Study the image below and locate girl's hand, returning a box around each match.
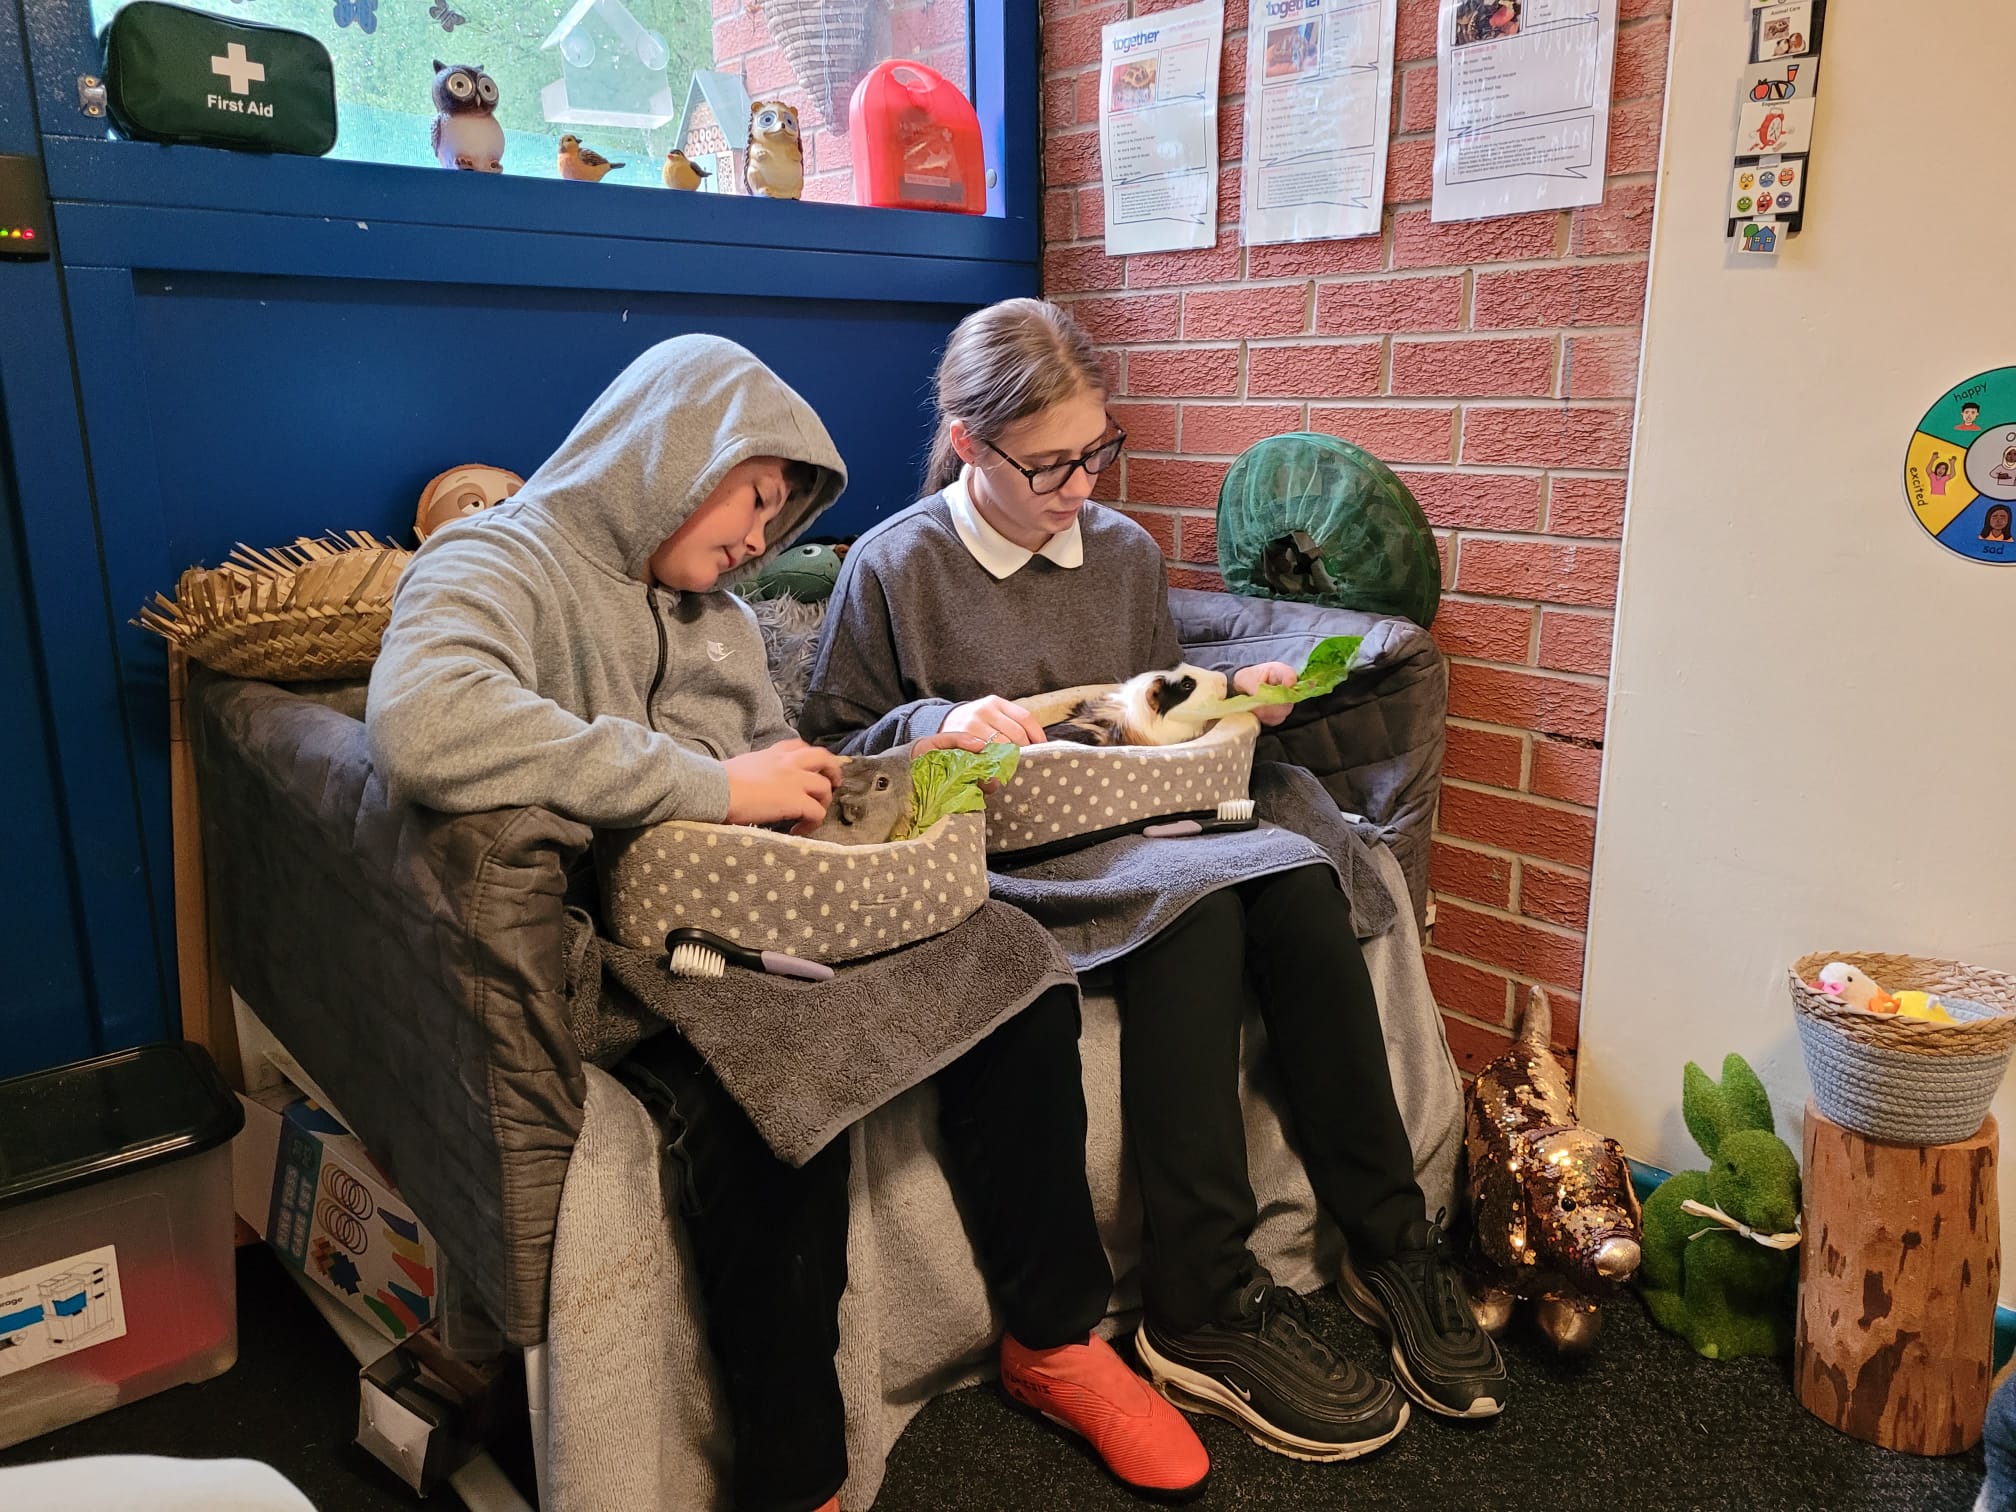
[943,695,1048,747]
[909,732,989,756]
[1233,661,1299,728]
[724,739,843,827]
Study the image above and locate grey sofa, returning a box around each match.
[188,588,1447,1351]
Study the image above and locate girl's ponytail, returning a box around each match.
[922,299,1106,497]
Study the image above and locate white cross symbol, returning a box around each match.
[210,43,265,95]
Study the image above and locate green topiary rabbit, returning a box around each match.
[1637,1053,1801,1359]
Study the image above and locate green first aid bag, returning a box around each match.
[102,1,337,156]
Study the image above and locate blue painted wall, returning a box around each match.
[0,0,1038,1076]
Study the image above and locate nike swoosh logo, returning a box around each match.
[1224,1377,1252,1402]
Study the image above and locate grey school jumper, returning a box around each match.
[802,496,1398,966]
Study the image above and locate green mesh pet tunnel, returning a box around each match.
[1216,433,1441,629]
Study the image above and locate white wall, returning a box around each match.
[1580,2,2016,1298]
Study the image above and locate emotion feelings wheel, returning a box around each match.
[1904,367,2016,564]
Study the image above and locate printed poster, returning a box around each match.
[1100,1,1224,256]
[1431,0,1619,223]
[1242,0,1398,245]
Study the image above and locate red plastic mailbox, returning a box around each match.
[849,60,986,215]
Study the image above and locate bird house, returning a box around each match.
[539,0,677,129]
[671,69,751,191]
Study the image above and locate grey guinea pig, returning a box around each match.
[801,750,914,845]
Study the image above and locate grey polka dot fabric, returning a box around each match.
[596,811,987,965]
[986,687,1259,856]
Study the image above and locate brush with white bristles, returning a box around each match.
[665,927,834,982]
[1142,799,1256,838]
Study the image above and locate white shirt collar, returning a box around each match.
[943,466,1084,581]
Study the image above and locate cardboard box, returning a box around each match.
[357,1326,510,1495]
[234,1086,439,1346]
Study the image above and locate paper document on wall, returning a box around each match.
[1242,0,1397,245]
[1100,2,1224,256]
[1431,0,1618,222]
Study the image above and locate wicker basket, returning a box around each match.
[1789,951,2016,1144]
[748,0,872,118]
[137,533,410,682]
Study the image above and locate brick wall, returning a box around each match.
[1040,0,1671,1068]
[710,0,969,204]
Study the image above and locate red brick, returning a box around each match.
[1442,1014,1516,1077]
[1621,0,1670,15]
[1447,665,1607,744]
[1127,234,1242,289]
[1547,476,1627,537]
[1316,274,1463,336]
[1044,129,1103,187]
[891,0,967,50]
[711,9,769,57]
[1043,77,1075,130]
[1309,406,1457,464]
[1443,722,1527,788]
[1045,243,1124,294]
[1094,348,1123,394]
[1403,470,1541,532]
[1530,739,1603,807]
[1538,611,1614,676]
[1075,69,1104,125]
[1129,457,1229,508]
[1123,507,1177,556]
[1565,332,1643,399]
[1216,168,1242,227]
[1439,783,1597,868]
[1044,2,1126,67]
[1426,952,1514,1028]
[1434,600,1535,664]
[1457,540,1620,607]
[1093,458,1124,501]
[1471,262,1649,329]
[1396,0,1440,61]
[1384,137,1437,205]
[1108,400,1178,453]
[743,49,800,94]
[1180,403,1304,456]
[1125,347,1241,397]
[1178,512,1218,563]
[1614,18,1672,101]
[1166,565,1225,592]
[1434,899,1586,989]
[1222,35,1248,97]
[1392,210,1559,271]
[1217,103,1245,163]
[1607,95,1665,176]
[1076,185,1105,240]
[1399,64,1437,134]
[1069,292,1182,344]
[1183,285,1308,340]
[1461,407,1634,469]
[1393,337,1555,398]
[1248,342,1382,398]
[1248,237,1385,279]
[800,173,853,206]
[1570,180,1658,256]
[1520,864,1593,931]
[1432,840,1514,909]
[1044,188,1075,243]
[1534,986,1582,1052]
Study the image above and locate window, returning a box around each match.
[90,0,970,202]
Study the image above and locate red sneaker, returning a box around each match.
[811,1500,839,1512]
[1000,1332,1210,1501]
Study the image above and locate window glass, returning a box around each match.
[91,0,971,203]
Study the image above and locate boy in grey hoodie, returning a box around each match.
[367,337,1209,1511]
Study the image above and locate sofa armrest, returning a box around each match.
[188,673,592,1346]
[1170,588,1446,920]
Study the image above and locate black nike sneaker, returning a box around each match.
[1136,1279,1409,1462]
[1340,1215,1510,1419]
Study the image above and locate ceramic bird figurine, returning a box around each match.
[558,134,625,182]
[429,60,503,173]
[744,100,803,199]
[662,149,710,190]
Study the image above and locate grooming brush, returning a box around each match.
[1141,799,1257,839]
[664,927,834,982]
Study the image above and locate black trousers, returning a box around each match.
[615,984,1110,1512]
[1116,864,1426,1333]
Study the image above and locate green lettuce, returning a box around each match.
[1181,634,1366,720]
[900,741,1022,838]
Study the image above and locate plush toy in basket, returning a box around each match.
[598,743,1018,975]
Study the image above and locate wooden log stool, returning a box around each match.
[1794,1100,1999,1455]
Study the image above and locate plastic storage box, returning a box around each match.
[0,1041,244,1449]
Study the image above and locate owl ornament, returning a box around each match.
[430,60,503,173]
[744,100,803,199]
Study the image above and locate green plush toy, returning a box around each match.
[745,543,841,603]
[1637,1054,1802,1360]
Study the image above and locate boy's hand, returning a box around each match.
[724,739,843,827]
[1233,661,1299,727]
[943,695,1047,747]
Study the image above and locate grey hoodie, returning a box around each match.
[367,335,846,827]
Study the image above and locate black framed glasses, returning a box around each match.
[980,423,1127,496]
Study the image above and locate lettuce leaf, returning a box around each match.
[1180,634,1366,720]
[900,741,1022,838]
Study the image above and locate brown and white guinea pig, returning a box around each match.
[1041,663,1229,747]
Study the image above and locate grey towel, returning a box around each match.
[572,900,1077,1166]
[989,761,1399,972]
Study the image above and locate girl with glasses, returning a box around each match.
[803,298,1507,1468]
